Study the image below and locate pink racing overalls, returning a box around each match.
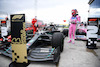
[69,15,80,40]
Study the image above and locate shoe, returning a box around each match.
[68,40,72,43]
[72,41,75,44]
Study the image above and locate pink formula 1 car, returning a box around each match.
[75,23,87,40]
[62,22,87,40]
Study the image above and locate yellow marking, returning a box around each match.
[11,38,21,44]
[11,22,26,44]
[12,44,27,63]
[12,15,23,20]
[20,22,26,44]
[11,22,27,63]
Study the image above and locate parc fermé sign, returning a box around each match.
[11,14,28,63]
[87,18,98,49]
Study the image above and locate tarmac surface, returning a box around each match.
[0,37,100,67]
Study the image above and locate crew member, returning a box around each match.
[32,17,37,34]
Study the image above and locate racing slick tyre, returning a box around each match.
[62,29,68,37]
[52,32,64,52]
[54,56,60,65]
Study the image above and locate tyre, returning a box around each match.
[52,32,64,52]
[54,56,60,66]
[62,29,68,37]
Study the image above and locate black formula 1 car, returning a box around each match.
[0,24,64,65]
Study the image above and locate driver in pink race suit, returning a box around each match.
[68,9,81,44]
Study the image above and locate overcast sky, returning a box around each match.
[0,0,89,24]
